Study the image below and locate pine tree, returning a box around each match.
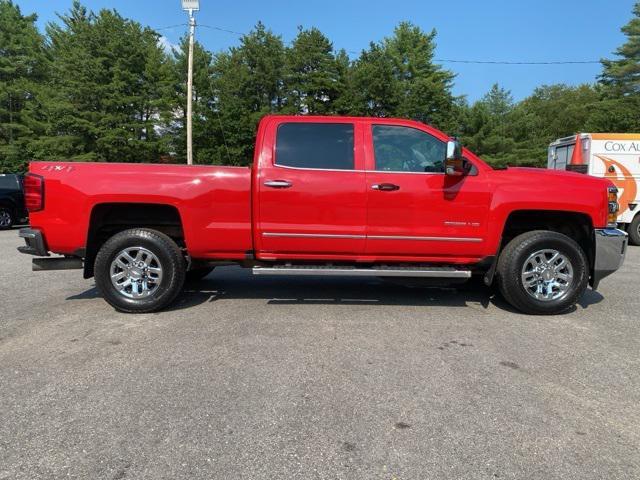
[332,49,354,114]
[0,0,48,173]
[210,22,286,165]
[284,27,342,114]
[462,84,516,157]
[600,2,640,95]
[350,42,398,117]
[349,22,456,130]
[482,83,514,119]
[32,2,174,163]
[594,2,640,132]
[385,22,457,129]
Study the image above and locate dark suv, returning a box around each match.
[0,174,28,229]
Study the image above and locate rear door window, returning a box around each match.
[275,123,355,170]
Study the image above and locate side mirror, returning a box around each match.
[445,139,465,176]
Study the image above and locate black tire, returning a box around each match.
[496,230,589,315]
[94,228,186,313]
[186,266,214,283]
[0,207,14,230]
[628,215,640,246]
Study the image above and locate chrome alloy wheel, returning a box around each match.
[110,247,163,299]
[521,249,574,302]
[0,209,11,228]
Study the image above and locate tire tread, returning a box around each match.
[497,230,588,315]
[94,228,185,313]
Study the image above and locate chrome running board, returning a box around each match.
[252,265,471,278]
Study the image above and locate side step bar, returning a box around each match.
[32,257,83,271]
[252,265,471,278]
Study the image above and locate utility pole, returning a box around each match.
[181,0,200,165]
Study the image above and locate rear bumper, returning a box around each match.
[591,228,627,289]
[17,228,49,257]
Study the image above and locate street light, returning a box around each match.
[181,0,199,10]
[181,0,200,165]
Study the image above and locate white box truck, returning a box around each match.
[549,133,640,245]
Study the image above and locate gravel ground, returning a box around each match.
[0,228,638,480]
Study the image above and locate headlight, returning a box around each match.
[608,186,619,227]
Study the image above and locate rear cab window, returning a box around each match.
[275,123,355,170]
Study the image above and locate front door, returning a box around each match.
[256,120,367,258]
[364,124,490,259]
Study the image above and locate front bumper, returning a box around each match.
[17,228,49,257]
[591,228,627,289]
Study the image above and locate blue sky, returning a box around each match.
[15,0,637,102]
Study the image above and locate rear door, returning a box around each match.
[255,118,367,258]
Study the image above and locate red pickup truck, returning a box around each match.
[19,115,627,314]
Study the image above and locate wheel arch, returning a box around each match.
[485,209,595,286]
[83,203,185,279]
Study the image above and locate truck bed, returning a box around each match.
[28,162,253,259]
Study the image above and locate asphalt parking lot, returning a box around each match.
[1,228,639,480]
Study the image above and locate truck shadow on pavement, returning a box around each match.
[67,265,605,314]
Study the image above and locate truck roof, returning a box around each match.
[261,114,439,130]
[260,114,455,145]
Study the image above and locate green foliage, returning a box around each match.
[0,0,48,173]
[31,1,174,163]
[461,83,516,159]
[600,2,640,96]
[589,2,640,137]
[0,1,639,173]
[210,22,287,165]
[348,22,457,131]
[284,27,344,114]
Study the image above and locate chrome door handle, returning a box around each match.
[264,180,293,189]
[372,183,400,191]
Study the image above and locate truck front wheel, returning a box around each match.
[94,228,186,313]
[496,230,588,315]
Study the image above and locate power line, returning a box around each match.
[172,23,604,66]
[199,24,245,36]
[154,23,188,31]
[436,59,601,65]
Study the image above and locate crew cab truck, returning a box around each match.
[18,116,627,315]
[549,133,640,245]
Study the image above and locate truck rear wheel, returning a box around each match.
[94,228,186,313]
[496,230,588,315]
[628,215,640,246]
